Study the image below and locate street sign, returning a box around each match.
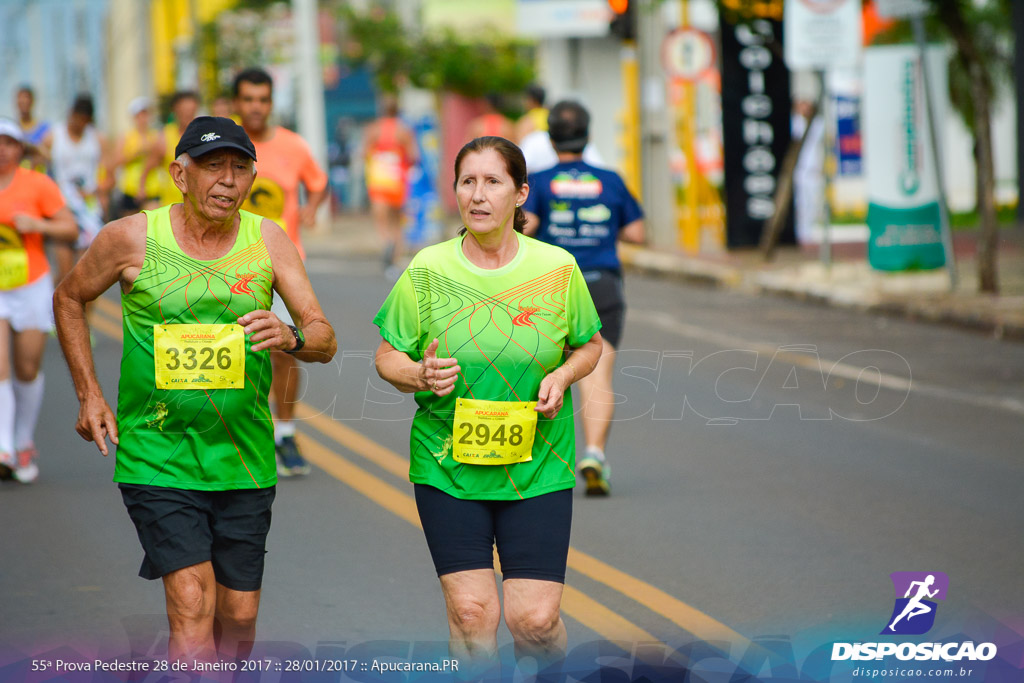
[783,0,862,70]
[875,0,929,19]
[662,28,715,82]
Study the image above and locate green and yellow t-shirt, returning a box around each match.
[374,232,601,501]
[114,205,276,490]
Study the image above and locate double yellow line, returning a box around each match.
[89,296,749,650]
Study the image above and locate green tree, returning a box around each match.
[336,5,535,100]
[924,0,1013,293]
[880,1,1014,292]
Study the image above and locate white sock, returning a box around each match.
[0,379,15,457]
[585,446,606,463]
[14,374,44,451]
[274,420,296,444]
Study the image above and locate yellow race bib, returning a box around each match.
[154,324,245,390]
[0,225,29,291]
[453,398,538,465]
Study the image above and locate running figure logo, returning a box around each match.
[881,571,949,635]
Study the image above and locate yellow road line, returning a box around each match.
[294,403,407,479]
[94,295,121,319]
[567,548,747,645]
[297,433,419,527]
[561,585,658,643]
[88,299,748,648]
[297,433,656,643]
[294,402,750,649]
[88,311,123,341]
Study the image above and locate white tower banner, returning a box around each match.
[863,44,949,270]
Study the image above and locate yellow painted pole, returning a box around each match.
[620,41,642,198]
[152,0,175,97]
[679,0,700,252]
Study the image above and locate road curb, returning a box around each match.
[619,245,1024,342]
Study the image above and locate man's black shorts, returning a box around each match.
[414,484,573,583]
[583,269,625,348]
[119,484,275,592]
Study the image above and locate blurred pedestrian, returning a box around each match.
[109,97,162,218]
[522,101,645,496]
[43,93,110,283]
[466,94,515,142]
[234,67,329,477]
[210,95,237,122]
[138,90,200,210]
[0,119,77,482]
[519,118,605,175]
[514,83,548,143]
[374,135,602,677]
[53,115,336,665]
[363,95,418,274]
[14,85,50,171]
[792,99,825,246]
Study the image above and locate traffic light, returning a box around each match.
[609,0,636,41]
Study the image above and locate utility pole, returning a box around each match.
[293,0,329,174]
[1015,0,1024,226]
[636,0,676,249]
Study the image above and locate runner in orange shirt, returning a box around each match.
[363,96,418,274]
[0,119,77,482]
[234,67,329,477]
[466,94,515,142]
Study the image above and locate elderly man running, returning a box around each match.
[54,116,336,666]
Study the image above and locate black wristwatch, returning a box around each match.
[284,325,305,353]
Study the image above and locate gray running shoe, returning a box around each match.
[276,436,311,477]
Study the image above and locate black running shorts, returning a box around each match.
[119,484,275,592]
[414,484,573,583]
[583,269,625,348]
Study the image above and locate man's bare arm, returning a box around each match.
[259,218,337,363]
[53,214,147,454]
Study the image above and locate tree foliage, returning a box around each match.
[337,5,535,99]
[873,0,1013,135]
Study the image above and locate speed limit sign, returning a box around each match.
[662,28,715,82]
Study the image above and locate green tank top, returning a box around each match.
[114,205,276,490]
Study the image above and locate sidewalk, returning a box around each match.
[620,227,1024,341]
[306,212,1024,342]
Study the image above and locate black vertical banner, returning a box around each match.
[719,10,794,247]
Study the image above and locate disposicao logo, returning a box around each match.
[831,572,997,663]
[882,571,947,635]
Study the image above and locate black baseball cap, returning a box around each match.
[174,116,257,161]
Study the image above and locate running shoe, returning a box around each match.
[578,449,610,497]
[276,436,311,477]
[0,451,14,481]
[13,446,39,484]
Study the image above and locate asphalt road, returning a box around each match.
[2,255,1022,682]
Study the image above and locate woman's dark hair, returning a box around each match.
[453,136,528,234]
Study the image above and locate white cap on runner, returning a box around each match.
[0,118,24,143]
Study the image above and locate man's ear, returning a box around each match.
[169,160,188,193]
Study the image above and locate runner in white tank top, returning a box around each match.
[43,94,108,276]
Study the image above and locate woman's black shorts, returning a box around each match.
[583,269,625,348]
[414,484,573,583]
[119,484,275,592]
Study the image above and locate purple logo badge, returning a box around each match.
[881,571,949,635]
